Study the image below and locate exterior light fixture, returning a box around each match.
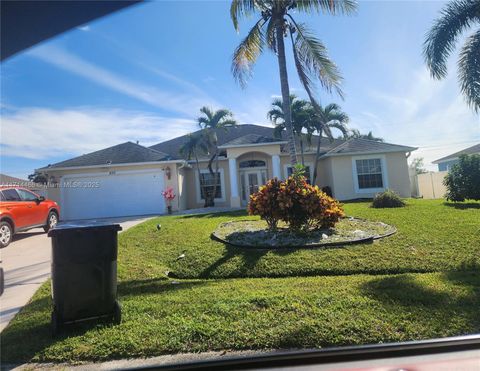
[165,166,171,180]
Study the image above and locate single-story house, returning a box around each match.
[432,143,480,171]
[37,124,417,220]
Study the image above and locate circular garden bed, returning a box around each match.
[212,217,396,249]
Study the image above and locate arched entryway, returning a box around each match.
[237,152,270,206]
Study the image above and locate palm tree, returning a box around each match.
[309,103,349,185]
[268,95,312,165]
[231,0,357,166]
[179,133,209,202]
[197,106,237,207]
[424,0,480,112]
[345,129,384,142]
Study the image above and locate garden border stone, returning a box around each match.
[211,217,396,250]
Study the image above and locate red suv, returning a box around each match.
[0,187,60,248]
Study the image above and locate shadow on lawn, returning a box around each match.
[179,210,246,219]
[361,271,480,334]
[118,277,205,296]
[443,202,480,210]
[198,242,305,278]
[199,245,270,278]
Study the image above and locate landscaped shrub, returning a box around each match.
[371,189,406,208]
[247,178,283,230]
[248,167,344,231]
[444,154,480,202]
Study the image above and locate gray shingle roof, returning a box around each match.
[220,134,284,147]
[40,125,417,170]
[148,125,357,159]
[324,138,417,156]
[149,124,278,159]
[432,143,480,164]
[39,142,171,169]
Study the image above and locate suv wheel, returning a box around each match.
[0,221,13,248]
[44,211,58,233]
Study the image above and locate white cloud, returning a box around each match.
[352,66,479,170]
[27,45,217,117]
[1,107,197,160]
[77,25,90,32]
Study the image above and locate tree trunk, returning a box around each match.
[299,138,305,166]
[206,151,217,207]
[275,20,297,166]
[194,151,207,206]
[312,127,323,185]
[212,147,220,208]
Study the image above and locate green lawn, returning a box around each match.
[1,199,479,364]
[118,199,480,279]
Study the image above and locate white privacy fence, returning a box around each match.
[410,170,448,199]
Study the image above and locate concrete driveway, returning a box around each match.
[0,216,154,332]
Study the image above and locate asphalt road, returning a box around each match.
[0,216,153,332]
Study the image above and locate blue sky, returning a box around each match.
[1,0,479,178]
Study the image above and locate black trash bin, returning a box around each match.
[48,221,123,335]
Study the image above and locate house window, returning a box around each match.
[286,166,311,182]
[355,159,383,189]
[199,172,222,199]
[239,160,266,168]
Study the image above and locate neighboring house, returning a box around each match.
[0,173,46,195]
[432,143,480,171]
[37,124,416,220]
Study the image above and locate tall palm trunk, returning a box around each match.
[212,147,220,207]
[194,150,207,205]
[312,127,323,185]
[299,137,305,166]
[206,152,217,207]
[275,19,297,166]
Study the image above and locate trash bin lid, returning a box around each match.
[48,220,122,237]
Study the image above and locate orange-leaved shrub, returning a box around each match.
[247,178,283,230]
[248,171,344,231]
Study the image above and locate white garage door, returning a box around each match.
[61,170,165,220]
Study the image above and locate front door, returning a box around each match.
[247,172,260,196]
[241,170,267,205]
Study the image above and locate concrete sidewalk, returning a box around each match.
[0,216,153,332]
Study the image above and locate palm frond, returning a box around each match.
[328,121,349,137]
[424,0,480,79]
[267,107,284,123]
[290,27,318,106]
[232,18,266,87]
[179,141,193,160]
[197,116,210,128]
[322,125,333,139]
[295,0,358,15]
[458,28,480,112]
[327,111,349,124]
[324,103,341,113]
[292,20,344,98]
[212,109,233,125]
[273,123,285,138]
[230,0,257,31]
[199,106,214,120]
[265,17,277,51]
[270,97,285,110]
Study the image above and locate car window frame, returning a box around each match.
[16,188,39,202]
